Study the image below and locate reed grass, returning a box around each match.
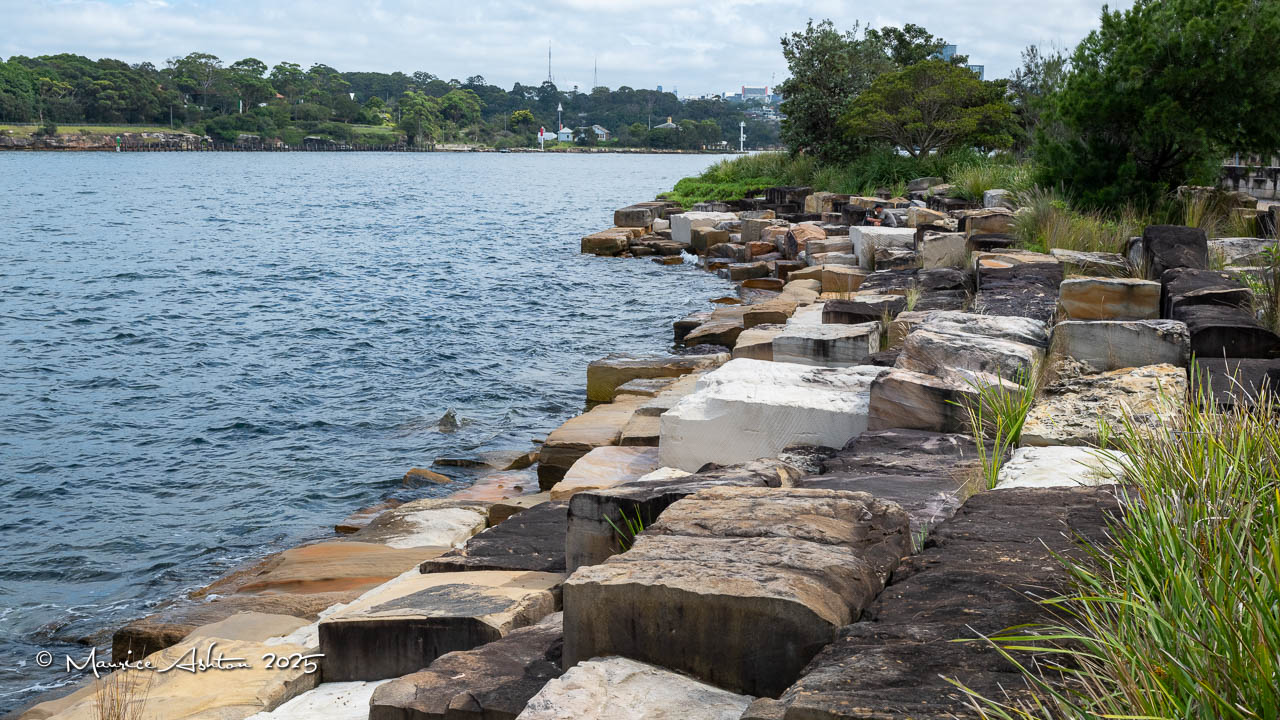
[956,365,1039,490]
[957,384,1280,719]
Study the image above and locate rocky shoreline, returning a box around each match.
[13,183,1280,719]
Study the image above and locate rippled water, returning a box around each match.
[0,151,732,711]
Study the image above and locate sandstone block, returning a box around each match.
[772,322,881,367]
[671,212,737,247]
[1208,237,1277,267]
[1173,304,1280,359]
[613,203,660,228]
[1059,277,1160,320]
[996,446,1129,488]
[867,368,980,433]
[659,359,884,472]
[742,299,797,328]
[369,612,564,720]
[1142,224,1208,279]
[1021,364,1186,446]
[562,487,910,696]
[783,223,826,259]
[1051,320,1190,373]
[1191,357,1280,409]
[318,570,563,681]
[851,226,915,269]
[350,502,489,550]
[586,354,723,404]
[918,231,967,269]
[516,656,753,720]
[819,265,867,293]
[721,260,769,281]
[537,395,647,488]
[548,446,661,500]
[907,206,949,228]
[731,324,785,361]
[690,226,729,254]
[422,501,568,575]
[821,295,906,325]
[1051,248,1129,276]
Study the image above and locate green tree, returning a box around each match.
[1007,44,1068,152]
[0,60,38,121]
[1036,0,1280,207]
[439,88,483,125]
[867,23,966,67]
[397,90,441,146]
[169,52,224,109]
[37,76,72,123]
[509,108,535,132]
[842,60,1014,158]
[228,58,274,108]
[268,61,305,106]
[777,20,893,161]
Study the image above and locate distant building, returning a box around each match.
[591,124,610,141]
[657,85,663,93]
[556,127,573,142]
[934,44,985,80]
[653,116,678,130]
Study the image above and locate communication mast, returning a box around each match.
[547,44,554,85]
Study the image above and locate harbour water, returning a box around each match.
[0,151,732,711]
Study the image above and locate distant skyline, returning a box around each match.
[0,0,1130,95]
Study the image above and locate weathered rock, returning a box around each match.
[1059,277,1161,320]
[975,259,1063,322]
[787,303,825,326]
[874,246,920,270]
[741,299,797,328]
[804,237,853,259]
[963,209,1015,236]
[759,487,1120,718]
[732,324,786,361]
[821,295,906,325]
[488,492,552,526]
[682,320,743,348]
[867,368,980,433]
[618,412,661,446]
[772,322,882,367]
[336,499,405,535]
[580,228,641,256]
[783,223,826,260]
[549,447,661,500]
[906,206,950,228]
[1190,357,1280,409]
[1160,267,1253,317]
[26,638,318,720]
[807,251,860,267]
[318,570,562,681]
[1021,364,1186,446]
[1051,248,1130,276]
[515,656,753,720]
[708,242,750,262]
[983,188,1014,209]
[562,487,911,696]
[564,459,802,572]
[720,260,770,282]
[369,612,563,720]
[612,377,674,398]
[613,203,661,228]
[689,226,729,254]
[773,259,809,281]
[659,359,884,472]
[917,231,967,269]
[797,429,981,533]
[248,681,391,720]
[634,372,702,417]
[421,502,568,575]
[742,217,786,245]
[1051,320,1190,373]
[673,311,711,343]
[1174,304,1280,358]
[198,540,455,597]
[851,226,916,269]
[671,212,737,247]
[818,264,867,293]
[537,395,647,488]
[896,313,1047,384]
[996,446,1129,489]
[1142,224,1208,278]
[908,176,945,192]
[349,501,490,550]
[585,354,722,403]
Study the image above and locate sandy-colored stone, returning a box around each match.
[1059,277,1160,320]
[1021,364,1186,446]
[585,354,725,402]
[772,322,882,367]
[248,681,390,720]
[537,395,648,487]
[516,657,753,720]
[732,324,786,362]
[550,446,661,500]
[820,265,867,293]
[349,501,489,549]
[195,541,452,598]
[1051,320,1190,374]
[996,446,1129,489]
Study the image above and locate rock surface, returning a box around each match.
[867,368,980,433]
[369,613,564,720]
[549,446,661,500]
[1051,320,1190,373]
[1143,224,1208,278]
[585,354,724,402]
[1021,364,1186,446]
[515,657,754,720]
[318,570,562,681]
[659,359,883,472]
[248,681,390,720]
[753,487,1121,718]
[1190,357,1280,409]
[562,487,911,697]
[421,501,568,575]
[537,395,647,487]
[1059,277,1161,320]
[771,322,882,367]
[996,446,1129,489]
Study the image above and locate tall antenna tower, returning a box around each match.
[593,56,598,89]
[547,44,554,84]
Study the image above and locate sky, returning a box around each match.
[0,0,1130,95]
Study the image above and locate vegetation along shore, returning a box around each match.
[9,0,1280,718]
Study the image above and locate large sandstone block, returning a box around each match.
[1021,364,1186,446]
[564,460,800,572]
[1159,267,1253,317]
[318,570,562,681]
[963,209,1015,236]
[549,446,661,500]
[996,446,1129,489]
[1051,248,1130,276]
[1173,304,1280,359]
[1142,224,1208,278]
[819,264,867,293]
[516,656,753,720]
[918,231,967,269]
[851,226,916,269]
[895,313,1047,384]
[422,501,568,575]
[783,223,826,259]
[369,612,564,720]
[580,228,641,257]
[867,368,980,433]
[670,211,737,247]
[772,322,882,367]
[613,203,661,228]
[585,354,724,402]
[732,324,786,361]
[1059,277,1160,320]
[1051,320,1190,374]
[1191,357,1280,409]
[690,226,729,254]
[658,359,884,472]
[1208,237,1277,266]
[741,300,796,329]
[975,256,1063,322]
[821,295,906,325]
[349,503,489,550]
[742,217,786,244]
[537,395,647,488]
[562,487,911,697]
[752,487,1120,718]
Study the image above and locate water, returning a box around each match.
[0,151,732,712]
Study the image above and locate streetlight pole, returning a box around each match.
[739,121,746,152]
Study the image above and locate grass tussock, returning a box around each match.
[961,386,1280,719]
[94,670,151,720]
[957,365,1039,490]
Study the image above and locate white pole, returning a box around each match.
[739,121,745,152]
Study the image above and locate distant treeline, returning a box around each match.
[0,53,780,148]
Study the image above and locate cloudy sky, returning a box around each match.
[1,0,1128,95]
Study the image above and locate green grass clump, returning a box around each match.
[0,123,178,137]
[961,386,1280,719]
[955,365,1039,490]
[950,157,1034,203]
[1013,186,1145,255]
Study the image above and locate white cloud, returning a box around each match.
[0,0,1128,94]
